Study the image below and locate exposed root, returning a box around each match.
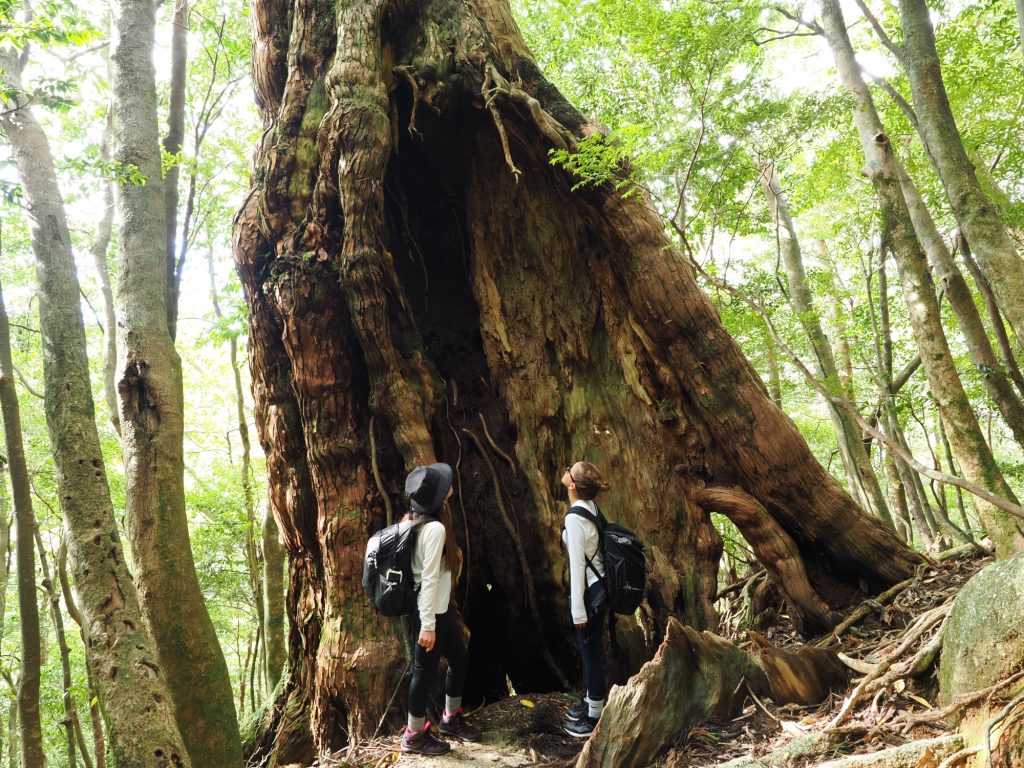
[897,670,1024,731]
[983,691,1024,768]
[827,603,951,729]
[817,568,924,649]
[478,412,516,470]
[482,65,521,181]
[368,415,393,526]
[392,66,423,137]
[483,63,576,151]
[937,746,982,768]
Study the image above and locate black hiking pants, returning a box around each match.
[407,610,468,718]
[578,608,607,702]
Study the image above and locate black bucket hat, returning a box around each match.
[405,463,453,515]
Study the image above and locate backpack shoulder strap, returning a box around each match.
[565,505,603,580]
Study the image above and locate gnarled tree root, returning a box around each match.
[694,487,837,637]
[575,618,767,768]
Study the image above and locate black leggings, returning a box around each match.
[578,609,607,702]
[408,610,468,718]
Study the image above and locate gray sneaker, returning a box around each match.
[400,722,451,755]
[564,716,597,738]
[566,698,588,721]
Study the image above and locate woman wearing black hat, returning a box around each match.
[400,462,481,755]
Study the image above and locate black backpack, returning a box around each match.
[567,505,647,615]
[362,520,421,617]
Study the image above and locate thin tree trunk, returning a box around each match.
[34,526,77,768]
[58,542,106,768]
[885,406,934,549]
[759,164,893,526]
[91,108,120,435]
[73,711,94,768]
[0,38,191,768]
[820,0,1024,557]
[239,632,253,719]
[937,407,971,531]
[958,232,1024,402]
[896,0,1024,356]
[262,497,285,692]
[163,0,188,339]
[762,324,783,408]
[205,243,265,681]
[897,166,1024,448]
[110,1,242,765]
[0,277,44,768]
[883,450,911,540]
[1017,0,1024,71]
[0,461,11,649]
[6,702,14,768]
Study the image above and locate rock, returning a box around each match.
[575,618,767,768]
[748,631,849,705]
[939,552,1024,705]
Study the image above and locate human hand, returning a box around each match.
[418,629,436,651]
[575,621,587,629]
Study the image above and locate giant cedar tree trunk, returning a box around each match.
[234,0,922,760]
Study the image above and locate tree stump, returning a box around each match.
[748,631,849,706]
[575,618,766,768]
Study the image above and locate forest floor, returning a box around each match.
[334,552,994,768]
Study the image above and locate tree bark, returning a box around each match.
[91,109,120,435]
[262,498,286,693]
[110,1,242,765]
[0,462,8,650]
[958,232,1024,403]
[0,36,191,768]
[235,0,922,756]
[0,278,44,768]
[896,0,1024,356]
[163,0,188,339]
[58,542,106,768]
[762,323,783,408]
[692,487,836,636]
[759,165,892,527]
[897,165,1024,448]
[34,526,78,768]
[820,0,1024,557]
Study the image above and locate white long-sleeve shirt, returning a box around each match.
[411,519,451,631]
[562,500,605,625]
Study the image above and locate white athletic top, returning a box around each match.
[562,499,605,625]
[411,519,451,631]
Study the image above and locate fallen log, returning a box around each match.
[575,617,767,768]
